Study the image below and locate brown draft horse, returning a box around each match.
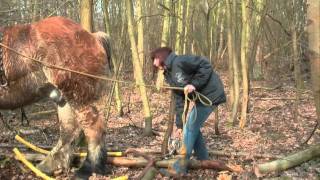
[0,16,111,179]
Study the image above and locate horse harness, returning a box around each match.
[0,31,8,87]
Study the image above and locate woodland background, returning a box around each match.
[0,0,319,179]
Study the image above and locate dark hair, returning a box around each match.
[150,47,172,64]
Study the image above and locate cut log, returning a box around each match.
[254,144,320,177]
[108,157,240,172]
[20,153,238,172]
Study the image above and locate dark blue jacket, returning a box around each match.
[163,52,226,128]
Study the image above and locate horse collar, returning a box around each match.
[0,31,8,87]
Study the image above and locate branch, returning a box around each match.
[247,6,291,37]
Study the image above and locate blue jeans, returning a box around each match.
[172,103,214,174]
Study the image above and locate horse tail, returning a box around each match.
[93,31,113,73]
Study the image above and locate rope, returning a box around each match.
[181,89,212,125]
[0,42,213,107]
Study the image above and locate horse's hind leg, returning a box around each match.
[74,105,106,179]
[37,102,80,175]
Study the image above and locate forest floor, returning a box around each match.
[0,74,319,180]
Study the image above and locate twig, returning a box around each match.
[251,85,282,90]
[28,110,56,117]
[0,112,17,133]
[302,120,319,145]
[125,149,156,179]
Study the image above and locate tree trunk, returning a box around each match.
[161,92,175,154]
[156,0,171,90]
[136,0,145,69]
[183,0,191,54]
[239,0,251,128]
[125,0,153,136]
[307,0,320,121]
[292,21,304,90]
[226,0,240,126]
[254,144,320,177]
[32,0,39,22]
[102,0,123,116]
[250,0,265,80]
[80,0,93,32]
[216,4,225,65]
[175,0,184,54]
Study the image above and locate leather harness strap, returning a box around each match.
[0,31,8,87]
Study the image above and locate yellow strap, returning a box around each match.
[13,148,55,180]
[13,148,128,180]
[15,135,50,154]
[112,175,129,180]
[15,135,122,157]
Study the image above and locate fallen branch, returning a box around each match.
[209,150,283,159]
[123,148,283,159]
[254,144,320,177]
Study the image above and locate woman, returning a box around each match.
[151,47,226,176]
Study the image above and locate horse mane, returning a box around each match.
[93,31,113,73]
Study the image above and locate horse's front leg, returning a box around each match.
[37,102,80,175]
[74,105,107,180]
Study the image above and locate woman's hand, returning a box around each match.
[184,84,196,93]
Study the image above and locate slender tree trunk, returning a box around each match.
[216,5,225,64]
[156,0,171,90]
[125,0,153,136]
[32,0,39,22]
[239,0,251,128]
[292,0,304,90]
[102,0,123,116]
[183,0,191,54]
[307,0,320,121]
[161,92,175,154]
[250,0,265,80]
[136,0,145,69]
[226,0,240,125]
[80,0,93,32]
[226,0,234,109]
[175,0,184,54]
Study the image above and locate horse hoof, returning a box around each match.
[74,170,91,180]
[36,161,55,175]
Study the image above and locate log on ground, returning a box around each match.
[254,144,320,177]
